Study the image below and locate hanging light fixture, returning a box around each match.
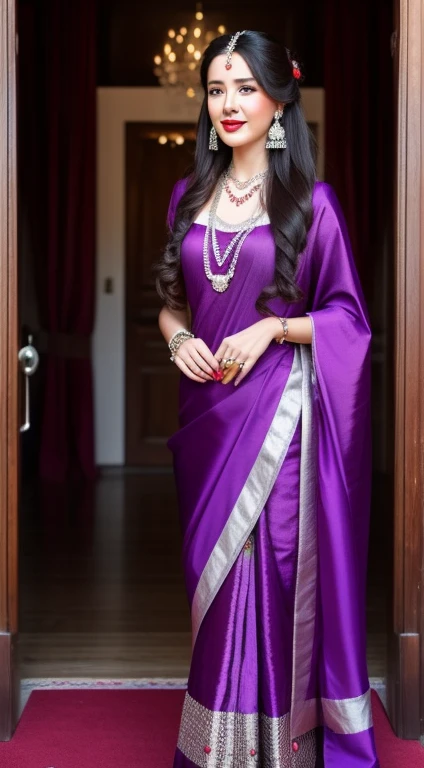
[153,3,226,100]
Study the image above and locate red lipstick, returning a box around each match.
[220,120,246,133]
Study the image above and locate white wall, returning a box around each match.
[94,87,325,465]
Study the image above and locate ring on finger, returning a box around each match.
[224,357,236,369]
[221,363,239,384]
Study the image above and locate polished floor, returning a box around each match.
[18,472,388,681]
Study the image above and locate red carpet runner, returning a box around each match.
[0,689,422,767]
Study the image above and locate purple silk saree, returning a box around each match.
[166,178,379,768]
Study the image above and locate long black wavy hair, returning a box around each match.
[155,30,317,314]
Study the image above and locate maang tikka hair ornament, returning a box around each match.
[225,30,247,69]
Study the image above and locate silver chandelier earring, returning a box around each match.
[209,125,218,151]
[265,109,287,150]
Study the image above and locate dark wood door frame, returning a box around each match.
[389,0,424,740]
[0,0,19,742]
[0,0,423,744]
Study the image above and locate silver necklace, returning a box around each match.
[211,201,263,267]
[203,171,263,292]
[228,162,268,190]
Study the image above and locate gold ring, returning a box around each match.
[221,362,239,384]
[238,361,245,369]
[224,358,236,369]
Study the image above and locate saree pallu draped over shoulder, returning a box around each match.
[166,178,380,768]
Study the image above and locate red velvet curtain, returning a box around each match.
[324,0,394,300]
[35,0,97,482]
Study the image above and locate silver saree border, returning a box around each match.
[178,691,317,768]
[177,689,373,767]
[191,346,303,648]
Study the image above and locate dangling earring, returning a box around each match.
[209,125,218,151]
[265,109,287,150]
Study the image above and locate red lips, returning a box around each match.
[220,120,246,133]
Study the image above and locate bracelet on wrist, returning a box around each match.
[168,328,190,347]
[275,317,289,344]
[168,329,195,362]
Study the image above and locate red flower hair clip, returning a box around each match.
[292,59,302,80]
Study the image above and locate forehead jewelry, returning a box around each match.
[225,30,246,70]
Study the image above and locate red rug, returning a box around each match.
[0,688,422,767]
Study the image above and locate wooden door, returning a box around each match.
[125,122,196,466]
[0,0,423,745]
[0,0,20,742]
[389,0,424,739]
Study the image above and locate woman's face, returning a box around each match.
[207,51,281,149]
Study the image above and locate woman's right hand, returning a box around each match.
[174,337,220,383]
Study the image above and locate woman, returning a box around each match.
[156,30,379,768]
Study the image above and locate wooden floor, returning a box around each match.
[18,472,388,680]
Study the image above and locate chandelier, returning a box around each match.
[153,3,226,100]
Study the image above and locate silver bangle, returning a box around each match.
[168,329,194,361]
[275,317,289,344]
[168,328,190,347]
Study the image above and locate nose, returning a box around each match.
[223,91,239,116]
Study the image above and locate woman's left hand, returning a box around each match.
[213,318,278,387]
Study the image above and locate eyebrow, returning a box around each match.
[207,77,257,86]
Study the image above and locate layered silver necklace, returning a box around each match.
[203,169,266,293]
[228,167,268,189]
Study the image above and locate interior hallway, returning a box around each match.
[18,472,388,682]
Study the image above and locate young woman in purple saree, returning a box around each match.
[156,30,379,768]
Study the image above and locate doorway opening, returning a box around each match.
[15,0,394,729]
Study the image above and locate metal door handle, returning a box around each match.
[18,334,39,432]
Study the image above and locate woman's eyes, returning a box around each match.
[208,86,256,96]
